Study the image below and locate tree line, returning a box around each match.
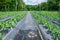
[0,0,60,11]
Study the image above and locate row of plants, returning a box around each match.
[32,11,60,22]
[31,11,60,40]
[0,33,2,40]
[0,11,27,40]
[0,11,20,19]
[0,11,27,31]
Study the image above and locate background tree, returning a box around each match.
[0,0,59,11]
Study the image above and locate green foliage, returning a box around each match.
[0,0,59,11]
[0,33,2,40]
[0,11,27,30]
[31,11,60,40]
[40,11,60,21]
[48,0,59,11]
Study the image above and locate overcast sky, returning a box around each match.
[23,0,47,5]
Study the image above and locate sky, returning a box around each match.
[23,0,47,5]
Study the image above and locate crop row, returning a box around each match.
[0,11,22,19]
[32,11,60,22]
[31,11,60,40]
[0,12,27,31]
[0,11,27,40]
[0,33,2,40]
